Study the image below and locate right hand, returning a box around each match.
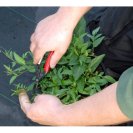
[30,12,74,68]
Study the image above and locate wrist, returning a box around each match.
[56,7,91,31]
[55,104,75,126]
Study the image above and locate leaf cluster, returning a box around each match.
[3,17,116,104]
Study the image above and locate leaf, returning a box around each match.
[79,55,87,64]
[27,83,35,91]
[69,54,78,65]
[22,51,31,59]
[88,77,96,84]
[57,68,63,80]
[86,57,91,63]
[95,84,101,91]
[28,67,36,73]
[104,75,116,83]
[74,17,86,37]
[62,79,72,85]
[90,89,97,96]
[77,78,84,90]
[95,33,102,40]
[93,36,104,48]
[69,89,77,102]
[57,89,68,98]
[73,65,85,81]
[58,58,68,65]
[10,75,17,84]
[97,78,108,86]
[62,69,72,75]
[89,54,105,73]
[14,66,26,72]
[92,27,100,36]
[12,62,16,67]
[4,65,12,72]
[77,79,88,95]
[81,43,89,53]
[14,52,25,65]
[62,94,70,104]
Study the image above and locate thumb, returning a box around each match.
[19,90,31,114]
[50,50,65,68]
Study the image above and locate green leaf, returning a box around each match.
[95,84,101,91]
[4,65,12,72]
[69,54,78,65]
[77,78,84,90]
[77,79,88,95]
[62,79,72,85]
[89,54,105,73]
[10,75,17,84]
[27,83,35,91]
[69,89,77,102]
[79,55,86,64]
[95,33,102,40]
[57,89,68,98]
[81,43,89,53]
[12,62,16,67]
[97,78,108,86]
[62,69,72,75]
[14,66,26,72]
[58,58,68,65]
[57,68,63,79]
[90,89,97,96]
[104,75,116,83]
[93,36,104,48]
[62,94,70,104]
[73,65,85,81]
[88,77,96,84]
[92,27,100,36]
[14,52,25,65]
[74,17,86,37]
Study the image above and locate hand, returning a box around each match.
[19,90,64,125]
[30,12,74,67]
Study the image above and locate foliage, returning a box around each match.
[3,17,116,104]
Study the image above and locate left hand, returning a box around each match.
[19,90,64,125]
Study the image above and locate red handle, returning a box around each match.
[44,51,54,74]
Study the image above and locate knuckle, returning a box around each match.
[34,95,44,102]
[37,43,42,49]
[30,45,33,52]
[36,95,45,101]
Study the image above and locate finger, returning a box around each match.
[33,47,46,64]
[50,50,65,68]
[30,42,36,53]
[19,90,31,114]
[30,33,35,42]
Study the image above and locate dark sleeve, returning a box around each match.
[116,66,133,119]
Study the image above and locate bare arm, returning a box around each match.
[19,82,130,126]
[59,82,130,125]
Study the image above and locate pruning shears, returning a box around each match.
[34,51,54,94]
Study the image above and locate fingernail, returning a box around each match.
[38,58,42,65]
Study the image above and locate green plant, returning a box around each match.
[3,18,116,104]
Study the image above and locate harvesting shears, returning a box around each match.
[34,51,54,93]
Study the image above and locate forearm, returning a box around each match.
[56,7,91,30]
[58,82,130,126]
